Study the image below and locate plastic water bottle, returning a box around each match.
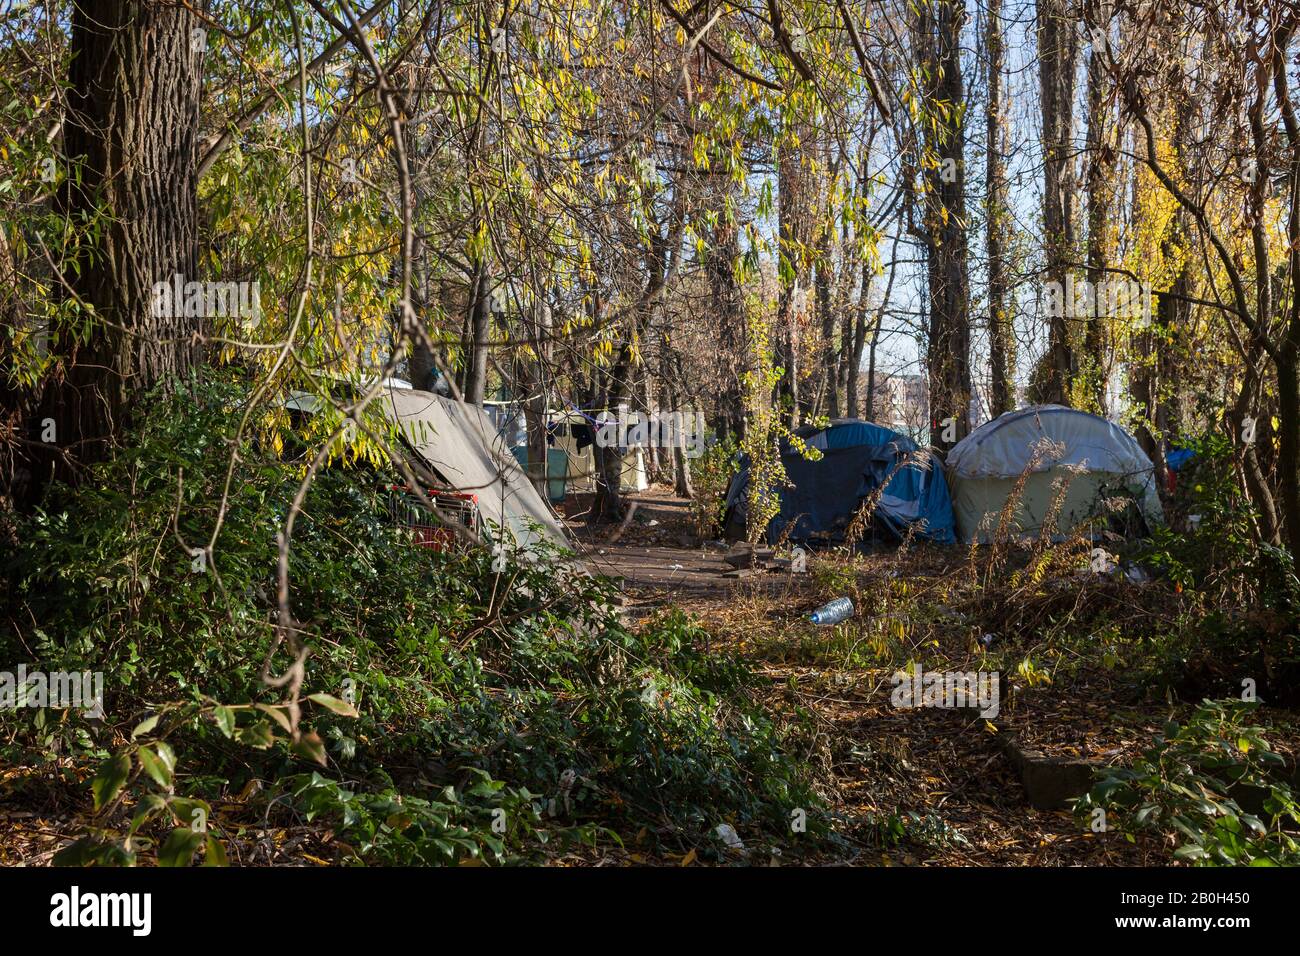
[809,597,854,626]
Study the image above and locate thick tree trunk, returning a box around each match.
[817,153,840,419]
[1083,38,1115,412]
[1232,348,1281,544]
[817,233,838,419]
[590,353,629,525]
[40,1,204,479]
[1277,352,1300,551]
[710,213,745,441]
[663,365,694,498]
[775,143,804,426]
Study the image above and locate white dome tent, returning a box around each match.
[945,405,1164,544]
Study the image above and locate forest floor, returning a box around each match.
[5,488,1297,866]
[565,487,1300,865]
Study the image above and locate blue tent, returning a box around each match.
[723,419,956,545]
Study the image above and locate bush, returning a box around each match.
[689,437,738,539]
[1142,433,1262,595]
[1076,699,1300,865]
[0,373,819,865]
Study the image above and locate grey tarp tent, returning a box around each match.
[382,388,571,553]
[945,405,1164,543]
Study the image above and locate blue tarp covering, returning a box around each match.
[724,419,956,545]
[1166,446,1195,472]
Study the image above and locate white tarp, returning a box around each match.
[947,405,1156,478]
[946,405,1163,542]
[382,389,571,553]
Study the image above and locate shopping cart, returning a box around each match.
[387,484,479,550]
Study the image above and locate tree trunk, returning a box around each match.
[1277,351,1300,551]
[986,0,1016,416]
[817,153,840,419]
[463,268,491,405]
[918,0,972,450]
[519,301,553,499]
[775,143,804,425]
[1082,36,1114,412]
[664,363,694,497]
[712,219,745,441]
[39,1,204,480]
[1037,0,1078,406]
[1232,347,1281,544]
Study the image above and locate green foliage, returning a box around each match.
[277,770,599,865]
[1141,433,1260,593]
[689,437,738,539]
[1076,700,1300,866]
[1,373,818,864]
[737,297,820,544]
[864,810,968,851]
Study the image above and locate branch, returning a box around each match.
[835,0,892,119]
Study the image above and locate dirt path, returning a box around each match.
[564,489,799,610]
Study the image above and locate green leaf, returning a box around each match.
[157,828,205,867]
[128,794,168,835]
[131,714,160,739]
[53,837,134,867]
[203,835,229,867]
[308,693,359,718]
[291,731,328,766]
[167,797,210,829]
[92,752,132,812]
[213,706,236,738]
[155,741,176,774]
[138,746,173,788]
[255,703,293,732]
[236,719,275,749]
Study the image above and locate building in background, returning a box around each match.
[870,371,929,445]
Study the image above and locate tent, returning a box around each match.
[723,419,957,545]
[483,402,648,495]
[383,389,572,553]
[945,405,1164,543]
[546,410,597,494]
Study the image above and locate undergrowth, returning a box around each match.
[0,374,819,865]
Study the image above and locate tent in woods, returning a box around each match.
[286,384,571,552]
[484,402,649,497]
[547,409,598,495]
[723,419,957,545]
[945,405,1164,544]
[383,389,572,552]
